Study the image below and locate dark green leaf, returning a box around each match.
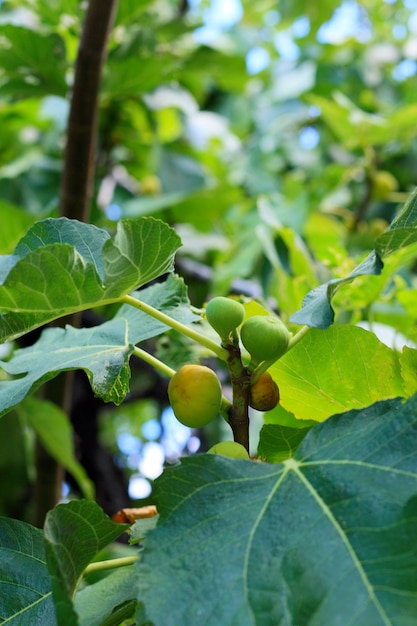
[138,396,417,626]
[0,516,56,624]
[44,500,129,626]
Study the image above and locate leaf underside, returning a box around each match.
[290,187,417,328]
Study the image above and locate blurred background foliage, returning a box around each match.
[1,0,417,514]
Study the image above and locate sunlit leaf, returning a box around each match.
[257,423,311,462]
[271,325,404,422]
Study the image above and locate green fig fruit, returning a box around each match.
[240,315,290,363]
[205,296,245,339]
[372,170,398,200]
[168,364,222,428]
[249,372,280,411]
[208,440,250,459]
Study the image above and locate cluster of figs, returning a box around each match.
[168,297,290,457]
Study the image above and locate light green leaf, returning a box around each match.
[0,25,67,98]
[271,325,404,421]
[0,516,56,624]
[104,56,179,98]
[138,395,417,626]
[74,567,137,626]
[0,217,181,342]
[399,347,417,397]
[0,201,39,254]
[17,397,94,500]
[257,423,311,463]
[0,319,133,418]
[44,500,130,626]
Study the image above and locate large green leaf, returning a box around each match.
[270,325,404,422]
[0,516,56,624]
[44,500,130,626]
[291,188,417,328]
[0,274,197,417]
[137,395,417,626]
[0,217,181,342]
[0,319,133,417]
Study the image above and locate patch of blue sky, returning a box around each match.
[392,58,417,81]
[274,31,300,60]
[246,47,270,74]
[408,10,417,32]
[392,23,407,39]
[318,1,371,43]
[292,16,310,39]
[299,126,320,150]
[191,0,243,43]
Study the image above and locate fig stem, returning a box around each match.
[288,325,311,350]
[251,325,311,383]
[223,335,251,452]
[121,295,229,360]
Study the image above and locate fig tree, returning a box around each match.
[208,440,249,459]
[240,315,290,364]
[168,364,222,428]
[205,296,245,339]
[249,371,280,411]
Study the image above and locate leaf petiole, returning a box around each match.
[121,294,229,360]
[83,555,138,576]
[133,346,176,379]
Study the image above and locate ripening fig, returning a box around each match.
[208,440,250,459]
[205,296,245,339]
[240,315,290,364]
[168,364,222,428]
[249,372,280,411]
